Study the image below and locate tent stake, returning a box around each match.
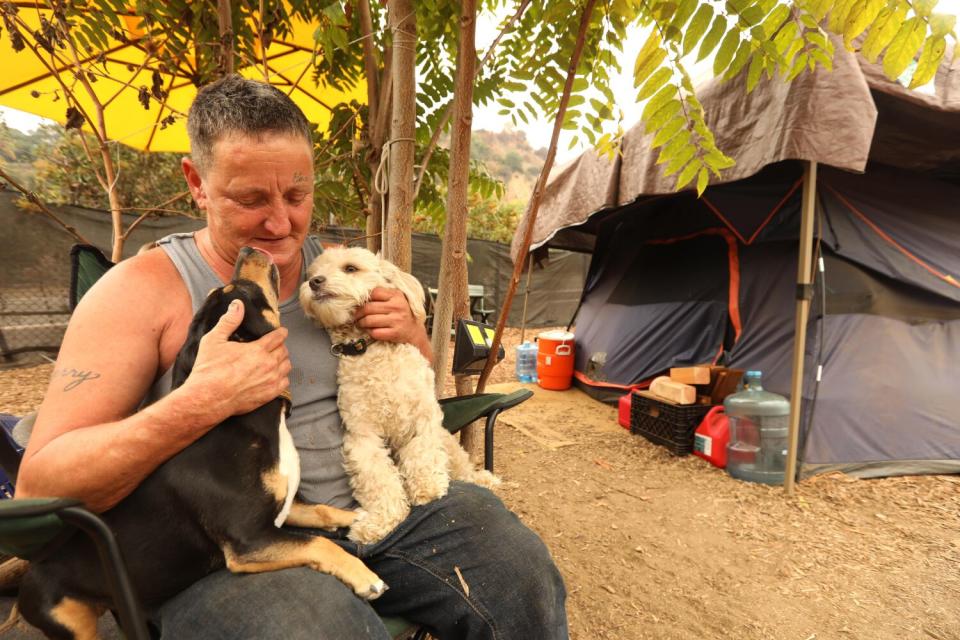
[785,161,817,495]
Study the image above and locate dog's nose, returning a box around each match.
[309,275,326,292]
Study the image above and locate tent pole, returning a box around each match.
[784,161,817,495]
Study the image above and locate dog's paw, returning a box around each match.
[407,475,449,507]
[409,485,448,507]
[333,558,389,600]
[471,470,501,489]
[319,505,360,531]
[356,578,389,601]
[348,512,398,544]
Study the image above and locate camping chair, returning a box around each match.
[0,243,532,640]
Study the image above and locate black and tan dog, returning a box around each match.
[18,247,385,639]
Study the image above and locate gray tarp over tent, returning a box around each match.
[513,40,960,479]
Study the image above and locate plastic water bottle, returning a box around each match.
[724,370,790,485]
[515,341,538,383]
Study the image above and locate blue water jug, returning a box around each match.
[724,370,791,485]
[515,341,538,383]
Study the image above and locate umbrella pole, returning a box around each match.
[784,161,817,495]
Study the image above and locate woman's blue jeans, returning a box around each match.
[156,482,568,639]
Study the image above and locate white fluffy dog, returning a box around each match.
[299,246,499,543]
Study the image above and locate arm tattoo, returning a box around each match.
[53,367,102,392]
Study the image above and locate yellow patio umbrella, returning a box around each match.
[0,4,364,152]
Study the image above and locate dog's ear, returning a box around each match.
[379,259,427,323]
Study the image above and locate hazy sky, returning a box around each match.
[4,0,959,167]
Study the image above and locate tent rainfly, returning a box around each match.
[513,38,960,486]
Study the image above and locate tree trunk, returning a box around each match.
[431,0,478,452]
[384,0,416,271]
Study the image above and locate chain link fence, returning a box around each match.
[0,191,203,368]
[1,191,590,368]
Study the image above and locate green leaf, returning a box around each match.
[843,0,884,50]
[882,17,926,80]
[637,67,673,101]
[634,30,663,78]
[696,166,710,195]
[683,4,715,56]
[809,46,834,70]
[746,53,764,92]
[913,0,937,17]
[929,13,957,38]
[773,20,799,56]
[739,4,765,27]
[634,47,668,88]
[759,4,791,39]
[658,127,693,163]
[861,6,907,63]
[645,99,682,134]
[787,52,809,80]
[670,0,700,33]
[704,148,736,171]
[807,0,834,22]
[799,13,820,30]
[807,31,830,52]
[698,15,728,62]
[827,0,859,34]
[675,158,702,190]
[713,29,740,76]
[664,143,697,177]
[909,36,947,88]
[651,115,687,148]
[724,40,753,80]
[641,84,679,123]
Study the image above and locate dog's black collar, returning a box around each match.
[279,389,293,417]
[330,338,374,357]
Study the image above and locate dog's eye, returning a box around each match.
[344,264,358,273]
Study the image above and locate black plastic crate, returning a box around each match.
[630,391,713,456]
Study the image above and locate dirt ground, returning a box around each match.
[2,328,959,640]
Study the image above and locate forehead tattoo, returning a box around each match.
[293,171,310,184]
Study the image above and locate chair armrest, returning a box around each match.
[0,498,151,640]
[0,497,82,560]
[439,390,534,473]
[439,390,533,435]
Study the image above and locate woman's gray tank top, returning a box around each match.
[144,233,356,508]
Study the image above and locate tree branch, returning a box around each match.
[120,190,195,241]
[358,0,381,116]
[476,0,599,392]
[0,165,92,246]
[218,0,235,75]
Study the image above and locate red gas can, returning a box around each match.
[617,393,632,430]
[693,406,729,468]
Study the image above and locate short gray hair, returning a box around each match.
[187,75,313,173]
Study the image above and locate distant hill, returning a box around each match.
[470,129,545,203]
